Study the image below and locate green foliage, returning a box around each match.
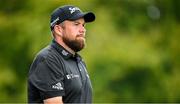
[0,0,179,103]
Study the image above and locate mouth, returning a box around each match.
[77,36,85,41]
[77,34,85,38]
[76,35,86,42]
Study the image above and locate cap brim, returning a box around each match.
[69,12,95,22]
[84,12,95,22]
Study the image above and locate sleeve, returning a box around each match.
[29,56,65,100]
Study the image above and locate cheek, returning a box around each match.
[63,29,75,40]
[67,28,78,37]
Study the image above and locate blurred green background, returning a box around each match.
[0,0,180,103]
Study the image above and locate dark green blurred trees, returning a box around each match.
[0,0,179,103]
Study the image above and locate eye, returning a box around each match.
[74,22,80,25]
[83,23,86,27]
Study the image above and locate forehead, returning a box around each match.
[66,18,85,24]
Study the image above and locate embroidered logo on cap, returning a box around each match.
[69,7,80,14]
[50,17,59,26]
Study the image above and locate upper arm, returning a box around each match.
[29,56,65,101]
[44,96,63,104]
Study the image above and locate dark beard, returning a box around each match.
[62,36,85,52]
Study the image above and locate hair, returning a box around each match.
[51,21,65,38]
[59,22,65,28]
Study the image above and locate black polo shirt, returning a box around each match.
[28,39,92,103]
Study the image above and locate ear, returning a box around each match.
[54,25,63,37]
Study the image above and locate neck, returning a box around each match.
[54,38,76,55]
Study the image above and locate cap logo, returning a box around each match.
[51,17,59,26]
[69,7,80,14]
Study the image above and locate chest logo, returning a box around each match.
[66,74,79,79]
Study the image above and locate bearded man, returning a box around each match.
[28,5,95,104]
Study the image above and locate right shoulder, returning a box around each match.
[36,45,63,62]
[30,45,65,74]
[32,45,63,66]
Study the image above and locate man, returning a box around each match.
[28,5,95,104]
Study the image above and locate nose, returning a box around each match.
[79,25,86,34]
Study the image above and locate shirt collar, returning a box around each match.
[51,39,74,59]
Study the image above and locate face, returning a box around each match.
[61,18,86,52]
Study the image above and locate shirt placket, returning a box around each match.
[76,57,87,85]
